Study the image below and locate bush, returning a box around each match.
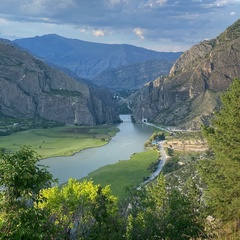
[162,156,182,174]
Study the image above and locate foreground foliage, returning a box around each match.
[125,174,206,240]
[38,178,120,239]
[0,146,56,239]
[200,78,240,237]
[0,146,207,239]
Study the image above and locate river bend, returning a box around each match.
[42,115,155,184]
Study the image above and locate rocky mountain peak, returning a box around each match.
[216,19,240,45]
[132,19,240,130]
[169,40,214,78]
[0,40,120,125]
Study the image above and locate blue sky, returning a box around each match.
[0,0,239,52]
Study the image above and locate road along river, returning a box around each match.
[42,115,156,184]
[142,140,168,185]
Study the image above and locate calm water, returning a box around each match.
[41,115,155,184]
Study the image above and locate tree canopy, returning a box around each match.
[0,146,56,239]
[37,178,120,239]
[200,78,240,224]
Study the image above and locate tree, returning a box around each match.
[200,78,240,225]
[202,78,240,161]
[164,181,206,240]
[125,173,206,239]
[126,174,167,239]
[37,178,121,239]
[0,146,56,239]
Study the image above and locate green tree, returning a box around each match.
[0,146,56,239]
[38,178,121,239]
[164,184,205,240]
[126,174,167,239]
[125,173,206,239]
[200,78,240,224]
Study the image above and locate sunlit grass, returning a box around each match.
[82,150,159,201]
[0,125,119,159]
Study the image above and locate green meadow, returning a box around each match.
[82,149,159,201]
[0,123,160,202]
[0,125,119,159]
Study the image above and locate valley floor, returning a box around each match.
[0,125,119,159]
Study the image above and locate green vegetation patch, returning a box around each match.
[165,160,200,189]
[162,149,200,174]
[167,130,204,141]
[0,113,64,136]
[0,125,119,159]
[82,150,159,201]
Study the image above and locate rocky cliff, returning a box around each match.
[0,41,120,125]
[132,19,240,129]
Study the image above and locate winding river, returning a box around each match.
[42,115,155,184]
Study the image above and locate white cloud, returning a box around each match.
[92,29,105,37]
[145,0,167,8]
[0,0,240,51]
[156,0,167,4]
[79,28,87,33]
[206,0,228,7]
[106,0,129,8]
[133,28,144,39]
[215,0,228,6]
[0,18,8,24]
[107,0,126,4]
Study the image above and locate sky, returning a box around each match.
[0,0,240,52]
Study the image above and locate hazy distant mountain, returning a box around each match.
[0,40,120,125]
[132,19,240,129]
[93,59,173,90]
[13,34,181,84]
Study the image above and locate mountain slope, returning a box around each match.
[13,34,181,81]
[132,19,240,129]
[0,40,120,125]
[93,59,173,90]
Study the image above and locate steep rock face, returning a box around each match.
[93,59,174,90]
[0,41,120,125]
[132,19,240,129]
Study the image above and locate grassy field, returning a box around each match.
[81,149,159,202]
[0,125,119,159]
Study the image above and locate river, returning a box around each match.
[41,115,155,184]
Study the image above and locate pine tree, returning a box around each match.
[200,78,240,222]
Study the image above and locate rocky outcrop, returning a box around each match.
[132,19,240,129]
[0,41,120,125]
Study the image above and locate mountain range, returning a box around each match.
[2,19,240,129]
[13,34,181,89]
[132,19,240,129]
